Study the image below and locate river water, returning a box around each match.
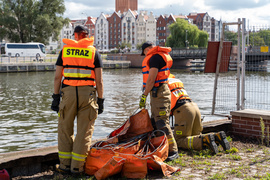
[0,69,228,153]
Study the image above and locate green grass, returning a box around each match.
[229,154,242,161]
[208,172,226,180]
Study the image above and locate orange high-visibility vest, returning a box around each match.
[168,77,191,110]
[62,37,96,86]
[142,46,173,88]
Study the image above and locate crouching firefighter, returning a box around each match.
[139,42,179,161]
[51,25,104,174]
[168,74,230,154]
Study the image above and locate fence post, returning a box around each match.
[211,22,225,115]
[237,18,241,110]
[241,18,246,110]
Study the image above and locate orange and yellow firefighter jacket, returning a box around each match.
[168,74,191,110]
[61,37,96,86]
[142,46,173,88]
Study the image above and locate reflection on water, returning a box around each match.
[0,69,219,153]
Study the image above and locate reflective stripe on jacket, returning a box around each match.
[142,46,173,88]
[168,77,191,110]
[62,38,96,86]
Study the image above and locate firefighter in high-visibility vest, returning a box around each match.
[168,74,230,154]
[139,42,179,161]
[51,25,104,174]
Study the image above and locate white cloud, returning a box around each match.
[139,0,184,9]
[64,2,114,19]
[63,0,270,27]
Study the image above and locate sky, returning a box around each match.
[63,0,270,30]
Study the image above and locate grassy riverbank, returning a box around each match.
[12,134,270,180]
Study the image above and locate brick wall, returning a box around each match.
[230,109,270,138]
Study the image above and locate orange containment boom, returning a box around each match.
[84,109,180,179]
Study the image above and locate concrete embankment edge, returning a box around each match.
[0,61,131,73]
[0,119,231,178]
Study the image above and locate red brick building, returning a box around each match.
[156,14,184,46]
[107,12,122,49]
[84,16,96,38]
[115,0,137,13]
[156,15,167,46]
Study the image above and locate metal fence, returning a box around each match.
[0,55,58,64]
[213,18,270,116]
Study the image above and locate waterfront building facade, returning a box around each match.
[156,15,167,46]
[211,17,222,41]
[85,16,97,38]
[107,12,122,50]
[187,12,212,41]
[122,9,138,51]
[59,22,74,50]
[145,12,157,45]
[95,13,109,51]
[136,11,147,45]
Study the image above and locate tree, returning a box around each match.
[166,18,208,48]
[249,33,265,46]
[224,31,238,45]
[119,42,131,50]
[0,0,69,44]
[197,31,208,47]
[257,29,270,46]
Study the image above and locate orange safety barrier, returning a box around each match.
[85,109,180,179]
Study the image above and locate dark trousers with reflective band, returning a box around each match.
[58,86,98,173]
[150,83,178,153]
[173,101,203,150]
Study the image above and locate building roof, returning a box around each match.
[173,15,186,19]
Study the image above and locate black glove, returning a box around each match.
[97,97,105,114]
[51,94,61,112]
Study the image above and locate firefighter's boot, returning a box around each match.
[202,134,218,154]
[214,131,231,151]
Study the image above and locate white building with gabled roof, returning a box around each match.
[121,9,137,51]
[136,10,147,45]
[146,11,156,45]
[95,13,109,52]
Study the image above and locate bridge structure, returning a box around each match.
[244,52,270,71]
[170,48,270,62]
[169,48,270,72]
[169,48,207,60]
[169,48,207,71]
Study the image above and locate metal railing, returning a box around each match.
[0,55,58,64]
[170,48,207,59]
